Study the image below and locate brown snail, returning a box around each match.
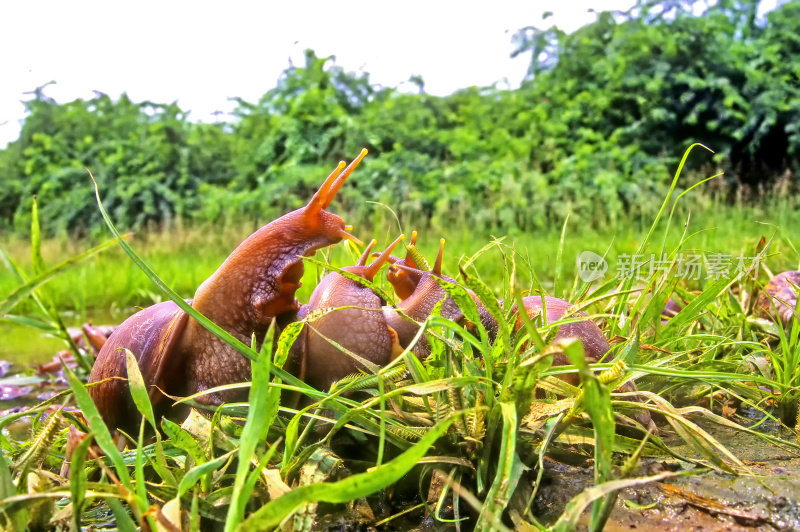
[88,150,367,436]
[755,270,800,327]
[382,238,607,369]
[510,296,610,385]
[295,235,406,390]
[383,238,496,356]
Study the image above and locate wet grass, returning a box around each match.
[2,199,798,364]
[2,148,800,529]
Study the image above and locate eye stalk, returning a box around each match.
[339,224,364,247]
[307,149,368,212]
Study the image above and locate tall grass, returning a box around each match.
[2,154,800,529]
[2,197,798,363]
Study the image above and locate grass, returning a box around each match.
[2,150,800,529]
[2,199,798,363]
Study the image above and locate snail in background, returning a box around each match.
[380,238,657,431]
[755,270,800,327]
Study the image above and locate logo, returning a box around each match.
[577,251,607,282]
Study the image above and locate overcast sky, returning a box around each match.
[0,1,647,146]
[0,1,777,147]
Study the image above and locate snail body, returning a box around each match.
[756,270,800,327]
[88,301,190,433]
[510,295,610,386]
[88,151,367,435]
[383,239,496,356]
[298,236,405,390]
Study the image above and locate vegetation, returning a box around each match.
[1,148,799,529]
[2,0,800,529]
[1,0,799,238]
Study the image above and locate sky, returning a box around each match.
[0,1,775,148]
[0,1,648,147]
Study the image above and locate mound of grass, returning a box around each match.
[1,146,800,530]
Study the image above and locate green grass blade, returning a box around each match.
[569,340,616,530]
[225,322,277,531]
[106,497,138,532]
[239,415,457,530]
[0,451,27,532]
[660,272,737,335]
[30,196,44,276]
[552,471,682,531]
[133,419,151,522]
[475,401,526,532]
[69,432,94,531]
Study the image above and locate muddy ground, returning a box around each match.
[531,422,800,531]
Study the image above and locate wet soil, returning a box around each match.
[532,422,800,531]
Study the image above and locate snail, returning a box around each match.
[381,239,657,431]
[384,230,422,300]
[295,235,406,390]
[381,239,606,368]
[383,238,497,356]
[509,296,610,385]
[88,150,367,436]
[755,270,800,327]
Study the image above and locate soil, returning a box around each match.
[531,422,800,531]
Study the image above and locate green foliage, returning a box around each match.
[0,89,235,235]
[512,0,800,187]
[2,1,799,237]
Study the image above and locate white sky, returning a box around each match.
[0,1,776,148]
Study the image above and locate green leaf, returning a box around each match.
[178,450,235,498]
[162,418,207,466]
[124,349,176,487]
[239,415,458,530]
[124,349,157,431]
[225,322,277,531]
